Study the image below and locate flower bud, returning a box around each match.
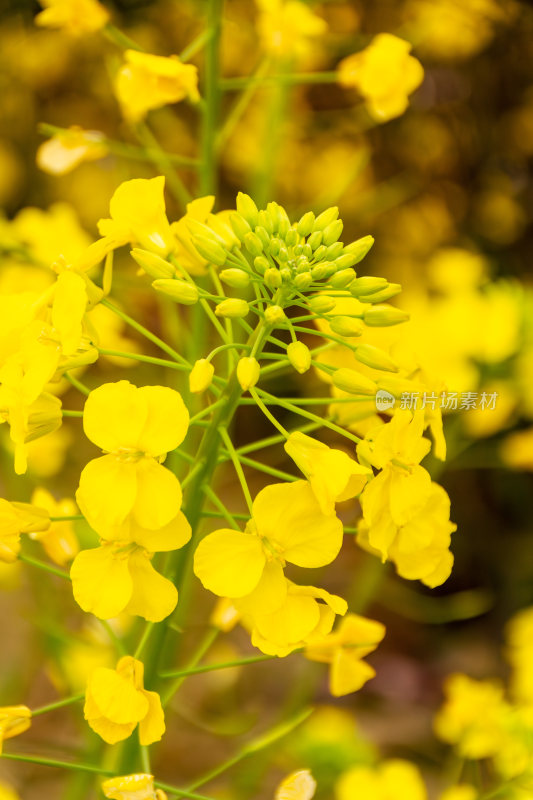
[326,242,344,259]
[378,376,419,397]
[219,268,250,289]
[278,216,289,239]
[308,295,336,314]
[313,245,328,261]
[264,305,286,325]
[264,268,282,289]
[363,305,409,327]
[287,341,311,374]
[350,276,388,296]
[359,283,402,303]
[302,243,313,258]
[186,218,225,243]
[152,279,199,305]
[332,368,378,396]
[343,235,374,265]
[277,246,289,262]
[355,343,398,372]
[269,238,281,257]
[257,209,273,234]
[267,201,282,232]
[215,298,250,318]
[254,226,271,250]
[322,219,344,247]
[244,232,263,257]
[236,192,259,227]
[297,211,315,237]
[229,212,252,240]
[329,316,364,337]
[130,248,175,279]
[293,271,312,290]
[307,231,322,250]
[189,359,215,393]
[330,268,356,289]
[25,393,62,443]
[311,262,335,281]
[313,206,339,231]
[285,228,298,247]
[237,357,260,391]
[253,255,269,274]
[192,235,227,266]
[295,257,309,273]
[280,268,292,282]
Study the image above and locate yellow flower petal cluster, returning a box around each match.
[115,51,200,122]
[102,773,167,800]
[255,0,327,59]
[35,0,109,36]
[37,127,108,176]
[357,409,456,587]
[73,381,191,620]
[284,432,370,514]
[336,759,427,800]
[84,656,164,745]
[305,613,385,696]
[0,499,50,563]
[0,706,31,754]
[338,34,424,122]
[194,480,347,654]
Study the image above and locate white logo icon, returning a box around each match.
[375,389,395,412]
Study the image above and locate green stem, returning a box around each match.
[65,373,90,396]
[19,554,70,580]
[160,652,276,679]
[98,348,188,371]
[179,28,213,62]
[62,410,83,418]
[219,428,253,512]
[203,485,241,529]
[216,57,271,151]
[162,627,219,705]
[200,0,223,194]
[249,387,288,437]
[32,693,84,717]
[0,752,114,775]
[101,299,189,366]
[103,23,144,51]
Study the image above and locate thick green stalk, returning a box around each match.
[200,0,223,194]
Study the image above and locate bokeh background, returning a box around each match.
[1,1,533,798]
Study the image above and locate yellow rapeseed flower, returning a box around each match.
[338,34,424,121]
[0,499,50,563]
[37,127,108,176]
[84,656,164,745]
[76,381,189,539]
[115,51,200,122]
[255,0,327,59]
[35,0,109,36]
[284,432,370,515]
[336,759,427,800]
[0,706,31,754]
[305,613,385,696]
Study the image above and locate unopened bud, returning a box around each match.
[378,376,419,397]
[287,341,311,374]
[363,305,409,327]
[311,262,335,281]
[153,279,199,305]
[278,216,289,239]
[313,245,328,261]
[189,359,215,393]
[322,219,344,247]
[131,248,175,279]
[326,242,344,260]
[237,357,260,391]
[192,236,227,266]
[215,298,250,318]
[313,206,339,231]
[229,212,252,240]
[277,246,289,262]
[269,238,281,257]
[253,256,269,275]
[264,305,286,325]
[254,226,271,250]
[280,268,292,282]
[219,268,250,289]
[257,209,273,234]
[350,276,388,296]
[285,228,298,247]
[297,211,315,237]
[330,268,356,289]
[329,316,364,337]
[359,283,402,303]
[236,192,259,227]
[343,235,374,265]
[309,295,336,314]
[302,244,313,259]
[264,268,282,290]
[307,231,322,250]
[244,232,263,257]
[355,343,398,373]
[332,368,378,396]
[26,393,62,442]
[293,271,312,290]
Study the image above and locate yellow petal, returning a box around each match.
[77,455,138,529]
[329,650,376,696]
[125,550,178,622]
[83,381,148,452]
[136,386,189,456]
[275,769,317,800]
[138,690,165,745]
[85,715,137,745]
[132,459,182,530]
[389,465,432,526]
[70,545,133,619]
[252,481,343,568]
[193,529,266,597]
[130,510,191,552]
[86,667,148,724]
[236,561,287,617]
[254,594,320,646]
[52,271,88,355]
